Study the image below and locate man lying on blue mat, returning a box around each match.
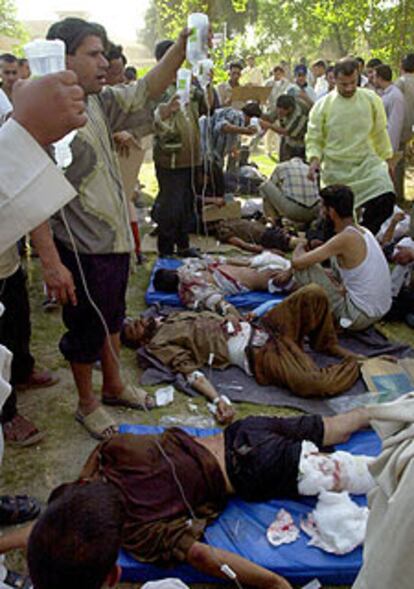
[123,284,360,420]
[153,252,295,314]
[0,408,372,589]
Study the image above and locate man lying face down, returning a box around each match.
[2,408,372,589]
[122,285,360,419]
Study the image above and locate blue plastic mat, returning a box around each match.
[118,424,381,585]
[145,258,286,310]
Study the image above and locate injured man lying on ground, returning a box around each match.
[122,285,361,420]
[153,252,296,314]
[0,409,373,589]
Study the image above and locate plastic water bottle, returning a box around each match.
[24,39,76,169]
[176,68,192,109]
[186,13,209,65]
[197,58,214,89]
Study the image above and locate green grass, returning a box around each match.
[3,159,414,588]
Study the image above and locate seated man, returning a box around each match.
[0,408,371,589]
[123,284,360,407]
[259,155,321,224]
[279,185,392,331]
[153,253,293,315]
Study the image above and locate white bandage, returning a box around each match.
[187,370,204,385]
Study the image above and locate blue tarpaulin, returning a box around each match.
[118,424,381,585]
[145,257,285,310]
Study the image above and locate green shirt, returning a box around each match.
[51,80,152,254]
[306,88,394,209]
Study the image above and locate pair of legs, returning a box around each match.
[295,263,375,331]
[260,179,318,224]
[56,242,151,439]
[0,266,49,446]
[252,284,360,397]
[154,165,195,257]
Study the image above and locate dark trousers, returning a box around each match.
[154,166,195,256]
[360,191,396,235]
[0,266,34,423]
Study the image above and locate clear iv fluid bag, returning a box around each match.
[186,13,209,65]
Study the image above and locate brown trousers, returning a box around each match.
[252,284,359,397]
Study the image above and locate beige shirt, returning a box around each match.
[0,246,19,280]
[0,119,76,255]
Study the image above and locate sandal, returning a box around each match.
[75,406,118,440]
[3,571,33,589]
[0,495,41,525]
[3,415,46,448]
[102,385,154,410]
[15,370,59,391]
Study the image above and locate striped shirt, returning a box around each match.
[269,157,320,208]
[200,107,245,167]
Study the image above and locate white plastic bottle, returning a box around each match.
[176,68,192,109]
[24,39,75,169]
[197,58,214,89]
[186,13,209,65]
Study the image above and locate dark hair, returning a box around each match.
[334,58,359,77]
[28,481,125,589]
[153,268,179,292]
[47,18,108,55]
[242,100,262,118]
[0,53,17,64]
[17,57,28,66]
[326,65,335,75]
[355,56,365,66]
[312,59,326,70]
[124,66,137,81]
[366,57,382,69]
[320,185,354,218]
[276,94,295,111]
[294,64,307,76]
[401,53,414,73]
[106,42,126,65]
[154,40,174,62]
[229,61,243,71]
[273,65,284,74]
[375,64,392,82]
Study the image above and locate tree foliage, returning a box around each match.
[139,0,414,71]
[0,0,27,45]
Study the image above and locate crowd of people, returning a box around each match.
[1,13,414,589]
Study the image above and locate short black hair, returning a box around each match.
[229,61,243,71]
[401,53,414,73]
[355,56,365,66]
[326,65,335,75]
[320,185,354,218]
[106,42,126,65]
[242,101,262,118]
[28,481,125,589]
[273,65,284,74]
[276,94,295,111]
[153,268,179,292]
[17,57,28,66]
[154,40,174,62]
[366,57,382,69]
[124,66,137,81]
[46,18,108,55]
[375,64,392,82]
[0,53,17,64]
[312,59,326,70]
[334,58,359,77]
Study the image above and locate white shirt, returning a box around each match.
[0,89,12,118]
[0,118,76,254]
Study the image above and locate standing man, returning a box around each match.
[264,65,293,157]
[0,54,18,102]
[241,55,263,86]
[307,58,395,235]
[288,64,316,107]
[30,18,190,440]
[217,62,243,107]
[395,53,414,200]
[373,64,405,155]
[311,60,329,100]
